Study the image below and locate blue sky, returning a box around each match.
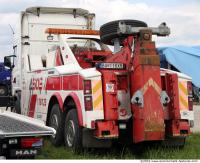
[0,0,200,60]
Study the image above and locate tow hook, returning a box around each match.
[160,91,170,106]
[131,90,144,108]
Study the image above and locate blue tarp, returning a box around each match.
[158,46,200,87]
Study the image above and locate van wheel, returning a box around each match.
[64,109,82,152]
[49,104,64,146]
[100,19,147,45]
[0,85,8,96]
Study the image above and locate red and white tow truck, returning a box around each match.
[11,7,193,152]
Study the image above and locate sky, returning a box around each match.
[0,0,200,60]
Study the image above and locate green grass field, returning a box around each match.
[37,133,200,159]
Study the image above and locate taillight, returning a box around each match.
[21,138,43,148]
[84,96,93,111]
[187,81,193,111]
[84,80,92,94]
[84,80,93,111]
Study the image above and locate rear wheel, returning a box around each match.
[0,85,8,96]
[100,19,147,45]
[64,109,82,153]
[49,104,64,146]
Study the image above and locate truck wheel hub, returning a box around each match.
[66,120,75,147]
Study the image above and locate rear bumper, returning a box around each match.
[94,121,118,139]
[165,120,190,137]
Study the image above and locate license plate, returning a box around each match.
[96,63,125,69]
[10,148,40,157]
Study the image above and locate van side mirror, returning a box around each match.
[4,56,12,68]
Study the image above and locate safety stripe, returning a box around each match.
[179,82,187,95]
[180,95,188,108]
[92,80,103,110]
[93,94,103,109]
[92,81,101,94]
[141,78,161,95]
[178,81,188,110]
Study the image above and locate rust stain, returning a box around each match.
[144,111,165,132]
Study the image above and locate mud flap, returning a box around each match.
[161,136,186,148]
[82,129,112,148]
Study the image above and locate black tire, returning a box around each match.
[64,109,82,153]
[0,85,8,96]
[100,19,147,45]
[49,104,64,146]
[12,92,21,114]
[162,137,186,148]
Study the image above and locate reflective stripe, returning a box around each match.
[178,81,188,110]
[92,80,103,110]
[94,94,103,109]
[179,82,187,95]
[141,78,161,95]
[92,81,101,94]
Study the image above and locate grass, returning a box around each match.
[193,102,200,106]
[37,133,200,159]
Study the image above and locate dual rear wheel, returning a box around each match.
[49,104,82,152]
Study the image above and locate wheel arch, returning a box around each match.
[63,92,83,126]
[47,93,63,125]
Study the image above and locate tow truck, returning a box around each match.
[11,7,193,152]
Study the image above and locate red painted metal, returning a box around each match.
[74,50,112,69]
[187,81,193,111]
[55,47,63,66]
[124,34,164,143]
[163,73,190,137]
[52,92,64,111]
[100,70,118,120]
[98,32,165,142]
[46,76,61,90]
[63,75,80,90]
[94,121,119,138]
[105,36,133,67]
[28,94,37,118]
[165,73,181,120]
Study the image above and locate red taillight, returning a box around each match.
[84,96,93,111]
[187,81,193,111]
[21,138,43,148]
[84,80,92,94]
[187,81,193,95]
[84,80,93,111]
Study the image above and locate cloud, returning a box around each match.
[0,0,200,60]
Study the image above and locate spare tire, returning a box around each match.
[100,19,147,45]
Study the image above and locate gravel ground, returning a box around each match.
[192,105,200,133]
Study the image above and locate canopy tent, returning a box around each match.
[158,46,200,87]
